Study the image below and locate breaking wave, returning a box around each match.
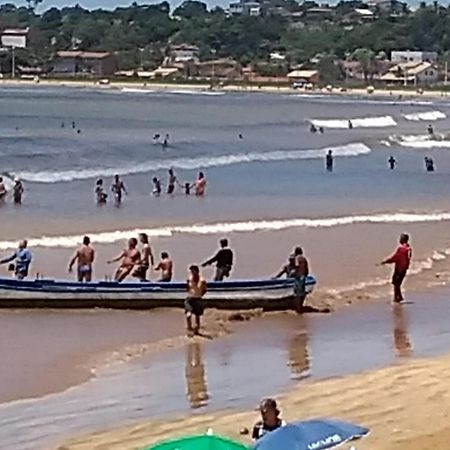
[392,134,450,149]
[311,115,397,129]
[1,211,450,250]
[15,142,371,183]
[403,111,446,121]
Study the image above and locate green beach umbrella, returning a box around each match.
[144,434,248,450]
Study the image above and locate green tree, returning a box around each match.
[352,47,376,82]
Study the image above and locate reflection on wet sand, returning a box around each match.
[287,331,310,380]
[185,342,209,409]
[393,305,413,357]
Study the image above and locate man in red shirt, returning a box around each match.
[381,233,412,303]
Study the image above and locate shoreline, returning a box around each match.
[2,77,450,99]
[56,349,450,450]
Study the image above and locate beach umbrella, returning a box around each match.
[253,419,369,450]
[144,434,248,450]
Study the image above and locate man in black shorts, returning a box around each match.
[185,265,207,335]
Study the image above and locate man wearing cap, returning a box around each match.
[252,398,286,441]
[0,240,32,279]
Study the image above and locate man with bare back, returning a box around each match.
[68,236,95,282]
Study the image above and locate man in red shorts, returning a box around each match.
[381,233,412,303]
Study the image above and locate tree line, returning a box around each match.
[1,0,450,79]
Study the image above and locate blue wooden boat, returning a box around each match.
[0,276,316,310]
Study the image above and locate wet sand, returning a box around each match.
[0,309,184,402]
[57,350,450,450]
[0,288,446,449]
[5,220,450,297]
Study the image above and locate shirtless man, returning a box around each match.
[293,246,309,312]
[167,169,177,195]
[95,179,108,204]
[195,171,207,196]
[185,265,207,335]
[133,233,154,281]
[107,238,141,282]
[111,174,127,204]
[154,252,173,282]
[68,236,95,282]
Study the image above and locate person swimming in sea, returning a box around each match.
[309,124,317,133]
[0,177,7,201]
[183,182,192,195]
[424,156,435,172]
[152,176,162,196]
[348,120,353,129]
[167,169,177,195]
[388,156,397,170]
[427,124,434,136]
[153,133,161,143]
[162,133,170,149]
[13,178,24,204]
[194,171,207,196]
[95,179,108,204]
[111,174,127,204]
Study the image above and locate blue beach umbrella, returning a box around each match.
[253,419,369,450]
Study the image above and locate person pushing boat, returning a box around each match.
[293,246,309,311]
[202,238,234,281]
[0,240,32,280]
[107,238,141,282]
[154,252,173,282]
[273,254,296,279]
[68,236,95,282]
[134,233,154,281]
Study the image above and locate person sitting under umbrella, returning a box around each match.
[252,398,286,441]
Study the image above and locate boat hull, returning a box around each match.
[0,276,316,310]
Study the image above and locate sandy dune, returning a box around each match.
[56,351,450,450]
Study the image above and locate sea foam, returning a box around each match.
[15,142,371,183]
[403,111,446,121]
[1,211,449,250]
[311,115,397,129]
[394,134,450,149]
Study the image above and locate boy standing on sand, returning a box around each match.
[380,233,412,303]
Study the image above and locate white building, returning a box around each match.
[169,44,199,63]
[391,51,438,64]
[228,0,261,16]
[380,61,439,86]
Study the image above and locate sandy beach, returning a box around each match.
[56,349,450,450]
[3,76,450,100]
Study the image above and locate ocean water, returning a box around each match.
[1,86,450,243]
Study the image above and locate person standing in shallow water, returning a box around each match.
[388,156,397,170]
[111,174,127,204]
[185,265,207,335]
[13,178,24,204]
[293,246,309,312]
[325,150,333,172]
[167,169,177,195]
[380,233,412,303]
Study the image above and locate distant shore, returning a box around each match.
[56,350,450,450]
[2,77,450,99]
